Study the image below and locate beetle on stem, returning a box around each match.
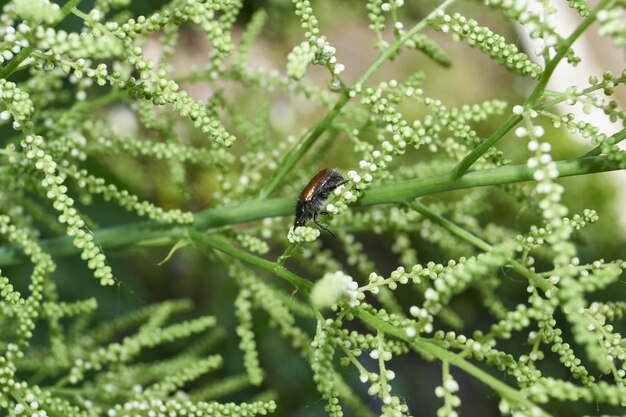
[294,169,348,237]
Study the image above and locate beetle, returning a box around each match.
[294,168,348,237]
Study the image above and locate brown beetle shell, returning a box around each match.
[294,169,347,234]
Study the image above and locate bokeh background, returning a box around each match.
[3,0,625,415]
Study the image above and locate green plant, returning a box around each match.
[0,0,625,416]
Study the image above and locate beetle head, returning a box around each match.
[294,201,309,227]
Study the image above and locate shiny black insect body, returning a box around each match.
[294,169,348,236]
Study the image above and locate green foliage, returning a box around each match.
[0,0,625,416]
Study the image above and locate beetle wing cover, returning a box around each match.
[299,168,333,201]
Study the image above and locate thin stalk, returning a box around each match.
[354,310,552,417]
[258,94,350,198]
[190,222,550,415]
[71,6,90,21]
[410,201,491,251]
[0,155,620,266]
[188,230,313,295]
[524,0,611,107]
[0,156,622,264]
[584,128,626,157]
[451,114,521,179]
[410,200,550,292]
[259,0,456,198]
[451,0,611,178]
[355,0,456,86]
[538,73,625,111]
[191,223,548,415]
[356,156,620,206]
[277,244,298,266]
[0,0,84,79]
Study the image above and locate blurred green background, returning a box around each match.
[3,0,626,416]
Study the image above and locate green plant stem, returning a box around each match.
[190,225,549,415]
[0,48,35,80]
[189,224,547,414]
[258,94,350,198]
[10,391,66,417]
[189,230,313,295]
[539,72,625,111]
[355,156,619,206]
[353,309,552,417]
[411,201,491,251]
[451,114,521,179]
[190,233,374,417]
[259,0,456,198]
[584,128,626,157]
[409,200,550,292]
[451,0,611,179]
[0,0,84,79]
[0,155,620,266]
[71,6,90,21]
[355,0,456,85]
[277,244,298,266]
[524,0,611,107]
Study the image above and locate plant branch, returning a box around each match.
[189,222,551,415]
[188,225,548,415]
[188,230,313,295]
[259,0,456,198]
[451,114,521,179]
[355,156,620,206]
[258,94,350,198]
[539,71,625,111]
[450,0,611,178]
[353,309,552,416]
[409,200,551,292]
[0,155,620,266]
[584,128,626,157]
[0,0,84,79]
[523,0,612,107]
[355,0,456,86]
